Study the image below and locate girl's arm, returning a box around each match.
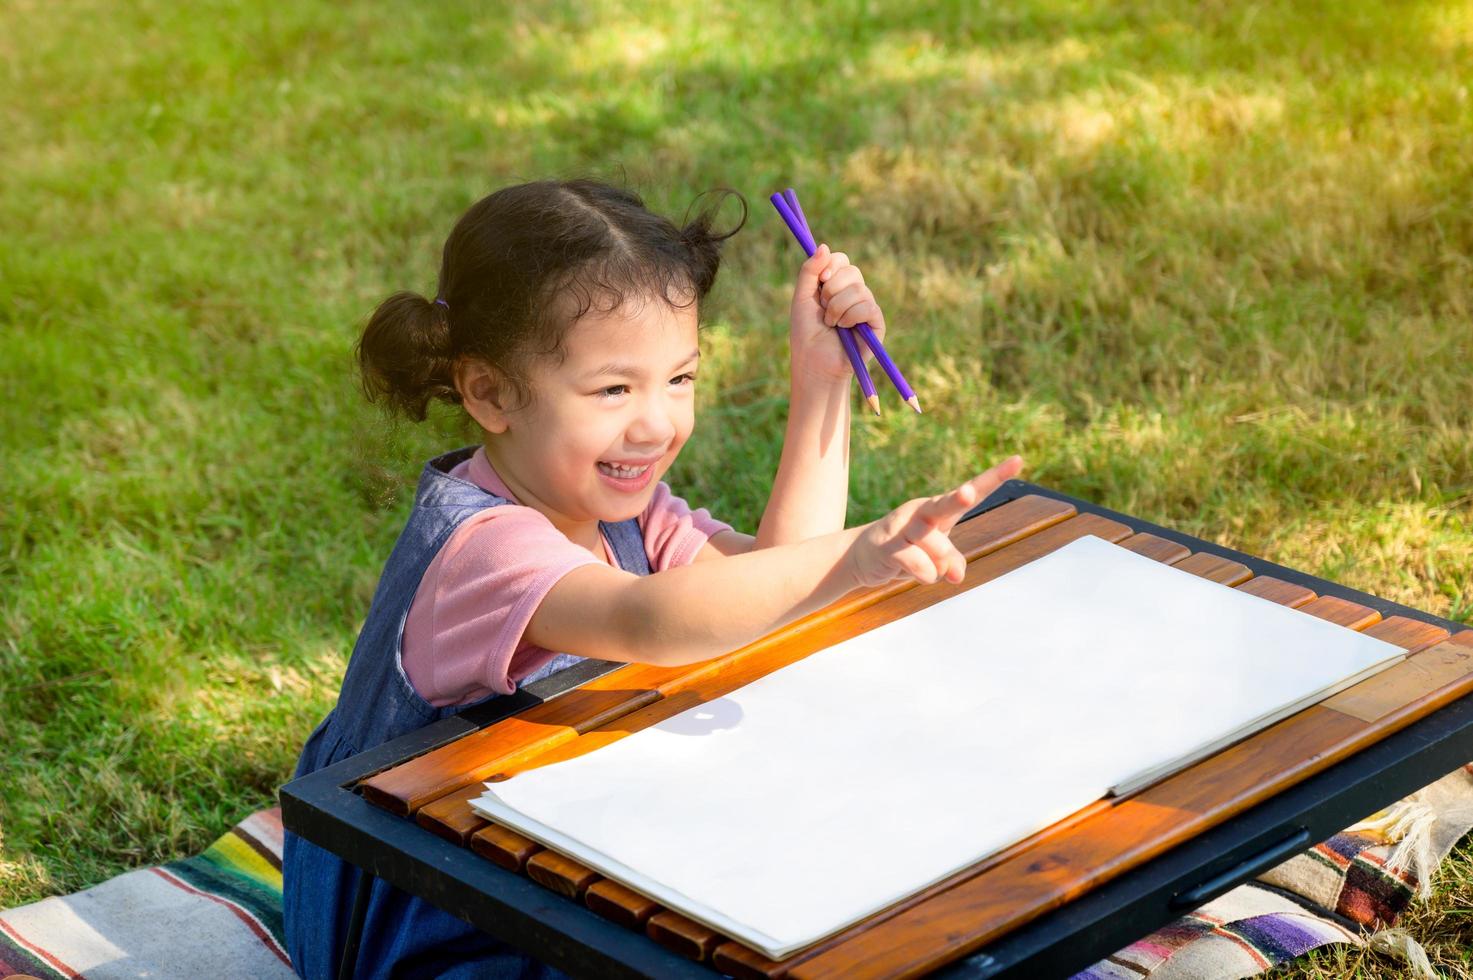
[526,456,1023,668]
[753,373,852,549]
[753,245,885,549]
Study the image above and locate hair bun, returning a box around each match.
[355,291,458,421]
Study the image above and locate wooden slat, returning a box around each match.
[1236,576,1316,608]
[1327,636,1469,722]
[499,690,713,775]
[415,783,489,846]
[526,850,599,900]
[1298,595,1382,631]
[1173,551,1253,586]
[789,628,1473,979]
[1116,532,1189,565]
[1362,615,1451,654]
[360,494,1077,815]
[587,879,663,929]
[469,823,540,872]
[495,513,1135,778]
[714,940,788,979]
[953,493,1077,560]
[648,911,724,961]
[361,680,664,815]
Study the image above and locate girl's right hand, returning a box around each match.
[845,456,1025,589]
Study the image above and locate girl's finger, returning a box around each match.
[915,480,980,528]
[820,264,863,301]
[865,303,885,336]
[836,300,880,330]
[822,283,871,326]
[936,544,967,584]
[796,244,831,293]
[959,457,1024,503]
[985,455,1025,486]
[946,550,968,584]
[916,456,1024,529]
[817,251,849,282]
[891,543,941,585]
[905,524,960,573]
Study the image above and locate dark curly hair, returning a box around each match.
[356,178,747,421]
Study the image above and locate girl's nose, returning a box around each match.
[628,394,679,445]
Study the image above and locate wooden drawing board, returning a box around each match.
[354,494,1471,978]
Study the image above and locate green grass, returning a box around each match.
[2,0,1470,974]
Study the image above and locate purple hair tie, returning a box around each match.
[434,297,448,308]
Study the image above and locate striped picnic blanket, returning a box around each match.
[0,810,289,979]
[3,764,1470,979]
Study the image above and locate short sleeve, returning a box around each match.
[639,482,733,571]
[401,506,604,707]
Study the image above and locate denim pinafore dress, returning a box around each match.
[282,446,651,979]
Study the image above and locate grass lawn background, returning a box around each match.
[2,0,1470,974]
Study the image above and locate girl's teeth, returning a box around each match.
[599,462,650,478]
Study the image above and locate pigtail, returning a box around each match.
[356,290,458,422]
[679,188,747,299]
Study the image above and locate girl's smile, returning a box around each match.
[595,453,665,492]
[458,294,701,555]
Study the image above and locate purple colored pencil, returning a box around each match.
[785,188,915,409]
[855,322,915,406]
[773,188,921,414]
[781,189,876,413]
[782,188,810,238]
[769,193,879,414]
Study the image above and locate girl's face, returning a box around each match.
[469,295,701,546]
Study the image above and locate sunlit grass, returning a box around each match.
[1,0,1470,973]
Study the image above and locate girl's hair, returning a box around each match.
[356,178,747,421]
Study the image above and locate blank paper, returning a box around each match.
[471,534,1403,959]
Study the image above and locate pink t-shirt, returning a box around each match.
[400,447,732,707]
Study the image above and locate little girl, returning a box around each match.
[282,178,1023,979]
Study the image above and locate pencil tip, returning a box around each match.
[866,394,881,416]
[907,396,922,414]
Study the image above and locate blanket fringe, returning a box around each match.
[1366,927,1437,979]
[1345,799,1440,896]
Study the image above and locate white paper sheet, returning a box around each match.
[471,534,1403,959]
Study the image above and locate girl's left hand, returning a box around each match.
[788,243,888,385]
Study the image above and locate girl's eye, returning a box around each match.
[595,375,695,399]
[672,373,696,386]
[599,385,629,398]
